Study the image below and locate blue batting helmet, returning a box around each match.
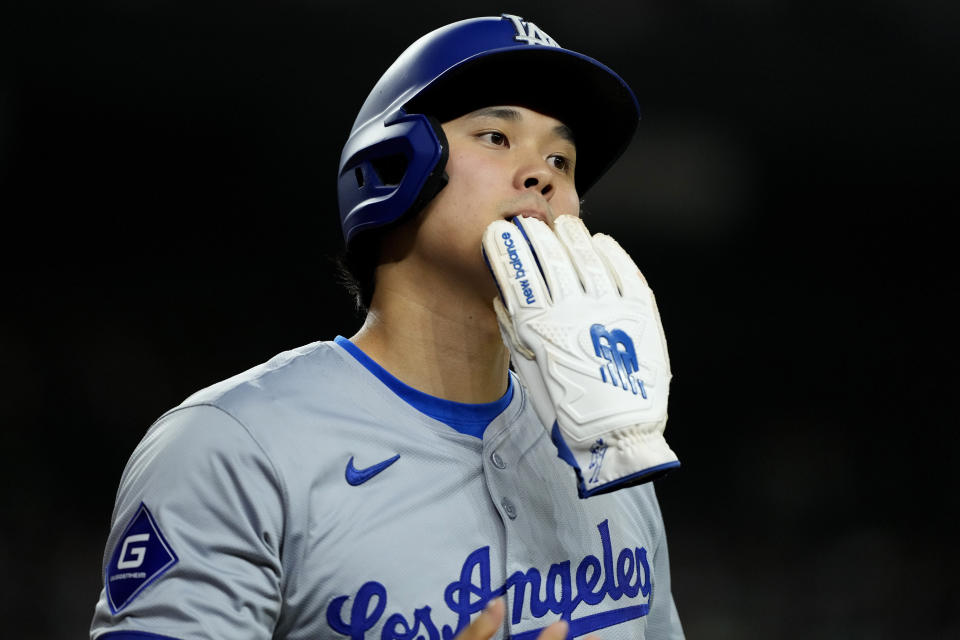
[337,14,641,245]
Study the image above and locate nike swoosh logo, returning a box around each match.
[345,454,400,486]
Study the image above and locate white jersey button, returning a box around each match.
[491,451,506,469]
[500,497,518,519]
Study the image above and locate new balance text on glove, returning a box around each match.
[482,215,679,497]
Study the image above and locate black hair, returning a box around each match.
[333,230,382,315]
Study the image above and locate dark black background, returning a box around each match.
[2,1,957,638]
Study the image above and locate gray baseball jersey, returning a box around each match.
[91,338,683,640]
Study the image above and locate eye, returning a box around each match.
[478,131,509,147]
[549,154,573,174]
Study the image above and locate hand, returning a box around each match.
[482,215,680,497]
[456,598,595,640]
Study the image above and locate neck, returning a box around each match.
[350,263,510,404]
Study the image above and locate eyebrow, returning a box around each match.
[467,107,576,147]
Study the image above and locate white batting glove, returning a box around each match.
[482,215,679,497]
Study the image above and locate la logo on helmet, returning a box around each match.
[502,13,560,47]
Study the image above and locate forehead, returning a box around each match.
[452,105,576,147]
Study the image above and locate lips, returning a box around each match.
[509,209,550,225]
[501,194,554,227]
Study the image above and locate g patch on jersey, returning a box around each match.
[106,502,178,613]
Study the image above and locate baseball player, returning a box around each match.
[91,14,683,640]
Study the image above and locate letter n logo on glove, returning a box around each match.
[590,324,647,398]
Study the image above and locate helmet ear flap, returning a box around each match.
[339,113,448,246]
[405,115,449,219]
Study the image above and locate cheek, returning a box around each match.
[434,154,503,224]
[446,149,503,194]
[556,186,582,218]
[415,157,501,254]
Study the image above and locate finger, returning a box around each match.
[511,215,582,304]
[483,219,548,314]
[593,232,670,369]
[591,232,650,300]
[553,215,617,299]
[453,598,505,640]
[537,619,570,640]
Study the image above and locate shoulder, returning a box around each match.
[178,340,344,411]
[121,341,356,486]
[136,338,416,480]
[167,340,365,438]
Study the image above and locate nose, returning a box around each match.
[516,162,555,200]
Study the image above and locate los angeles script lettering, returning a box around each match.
[325,520,652,640]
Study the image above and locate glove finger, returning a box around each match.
[553,216,617,299]
[482,219,548,314]
[592,233,671,374]
[591,233,650,301]
[510,215,582,305]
